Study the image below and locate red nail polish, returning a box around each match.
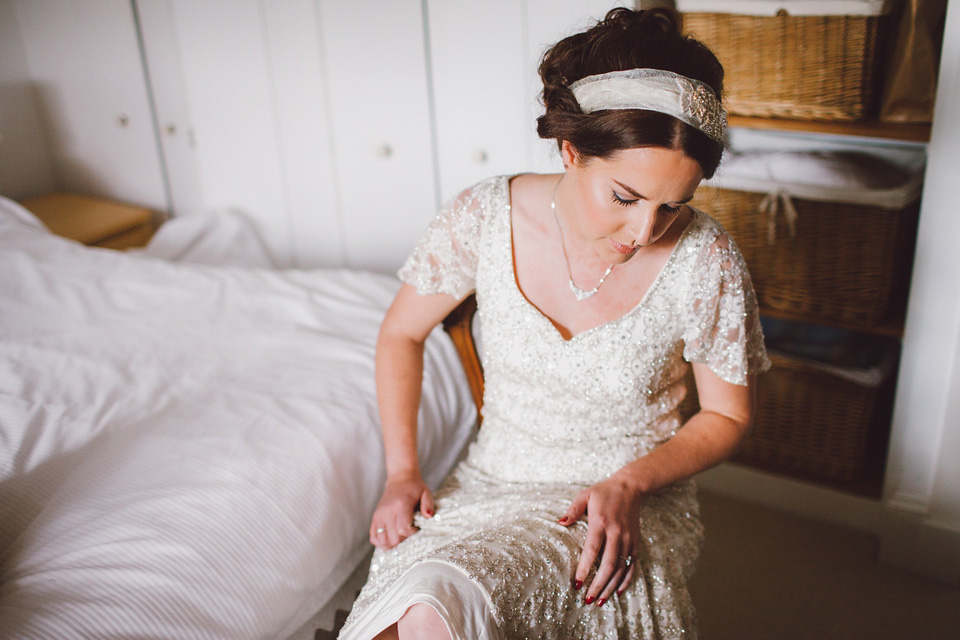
[573,580,583,590]
[597,598,606,607]
[558,516,567,524]
[584,595,595,605]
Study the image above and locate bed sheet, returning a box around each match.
[0,198,476,639]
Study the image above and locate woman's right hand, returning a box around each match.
[369,471,435,549]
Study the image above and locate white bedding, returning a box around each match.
[0,198,476,639]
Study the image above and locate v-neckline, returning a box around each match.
[504,174,698,343]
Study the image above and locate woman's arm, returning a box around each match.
[561,364,755,605]
[370,283,465,550]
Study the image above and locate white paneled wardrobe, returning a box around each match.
[2,0,626,270]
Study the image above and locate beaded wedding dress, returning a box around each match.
[339,176,769,640]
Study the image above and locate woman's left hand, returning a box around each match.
[558,473,643,606]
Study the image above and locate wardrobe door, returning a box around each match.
[427,0,529,204]
[9,0,168,210]
[524,0,630,173]
[427,0,632,201]
[318,0,438,274]
[145,0,342,267]
[260,1,343,268]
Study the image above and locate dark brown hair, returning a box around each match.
[537,7,725,178]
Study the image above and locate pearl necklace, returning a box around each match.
[551,178,615,301]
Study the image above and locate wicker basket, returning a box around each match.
[691,185,917,326]
[742,351,883,481]
[680,347,894,483]
[679,1,890,120]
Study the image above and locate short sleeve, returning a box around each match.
[397,179,496,299]
[682,230,771,385]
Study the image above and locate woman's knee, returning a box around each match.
[397,603,451,640]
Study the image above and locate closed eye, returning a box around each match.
[610,191,638,207]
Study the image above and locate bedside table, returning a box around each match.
[19,193,158,250]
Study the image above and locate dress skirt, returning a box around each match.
[337,463,704,639]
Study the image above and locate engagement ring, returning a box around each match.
[376,527,386,534]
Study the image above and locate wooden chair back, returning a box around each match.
[441,293,484,425]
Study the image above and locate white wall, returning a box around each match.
[878,0,960,583]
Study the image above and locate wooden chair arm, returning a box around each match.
[441,293,484,425]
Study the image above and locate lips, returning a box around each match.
[610,239,638,255]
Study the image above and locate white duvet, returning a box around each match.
[0,198,476,639]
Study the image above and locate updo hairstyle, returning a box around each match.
[537,7,725,178]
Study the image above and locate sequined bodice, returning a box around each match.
[400,176,768,487]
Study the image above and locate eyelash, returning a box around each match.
[610,192,637,207]
[610,192,682,213]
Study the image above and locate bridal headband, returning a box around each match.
[569,69,727,143]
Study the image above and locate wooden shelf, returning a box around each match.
[760,306,904,340]
[729,115,931,143]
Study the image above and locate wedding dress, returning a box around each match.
[339,176,769,639]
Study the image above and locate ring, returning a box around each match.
[620,555,632,567]
[375,527,386,534]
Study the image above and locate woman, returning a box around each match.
[340,7,769,639]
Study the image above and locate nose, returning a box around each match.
[627,204,658,246]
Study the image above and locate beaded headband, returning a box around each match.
[568,68,727,143]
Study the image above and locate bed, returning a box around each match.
[0,196,478,639]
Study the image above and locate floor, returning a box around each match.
[690,491,960,640]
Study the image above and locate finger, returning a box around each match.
[575,528,605,592]
[596,563,628,606]
[599,542,633,604]
[386,513,405,548]
[370,522,385,547]
[420,488,435,518]
[376,527,398,550]
[617,557,636,596]
[394,509,420,543]
[559,492,589,526]
[585,538,621,603]
[609,536,635,594]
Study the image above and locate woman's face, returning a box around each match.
[559,141,704,264]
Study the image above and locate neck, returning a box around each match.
[551,175,615,301]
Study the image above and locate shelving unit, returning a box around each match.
[728,115,932,144]
[757,306,906,340]
[712,131,922,497]
[676,0,935,497]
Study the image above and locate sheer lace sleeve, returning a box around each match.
[397,178,497,299]
[682,228,771,385]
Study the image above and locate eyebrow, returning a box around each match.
[613,180,694,204]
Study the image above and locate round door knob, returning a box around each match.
[376,144,393,158]
[472,149,488,164]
